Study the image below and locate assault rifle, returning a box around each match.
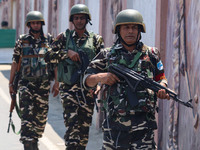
[7,71,20,133]
[7,59,21,133]
[108,64,193,109]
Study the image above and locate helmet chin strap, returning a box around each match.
[87,19,92,25]
[30,27,42,34]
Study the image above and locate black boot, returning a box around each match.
[23,141,33,150]
[32,140,39,150]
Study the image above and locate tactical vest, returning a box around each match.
[67,30,96,60]
[105,43,157,115]
[57,29,96,85]
[20,35,49,79]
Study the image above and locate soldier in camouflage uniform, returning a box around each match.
[44,4,104,150]
[84,9,170,150]
[9,11,58,150]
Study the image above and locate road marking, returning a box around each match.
[0,64,11,70]
[41,134,64,150]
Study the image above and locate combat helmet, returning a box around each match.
[114,9,146,33]
[69,4,91,22]
[25,11,45,26]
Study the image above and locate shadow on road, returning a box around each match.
[1,70,10,80]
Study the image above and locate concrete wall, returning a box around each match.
[56,0,69,34]
[42,0,49,34]
[0,0,157,45]
[158,0,200,149]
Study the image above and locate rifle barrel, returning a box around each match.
[109,64,193,109]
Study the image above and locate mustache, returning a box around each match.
[125,35,135,38]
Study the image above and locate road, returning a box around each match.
[0,53,103,150]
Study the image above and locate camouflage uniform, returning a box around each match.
[45,30,104,149]
[83,42,167,150]
[12,32,53,144]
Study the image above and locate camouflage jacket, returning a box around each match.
[12,32,54,80]
[83,42,167,130]
[44,29,104,64]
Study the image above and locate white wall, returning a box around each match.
[57,0,69,34]
[127,0,156,47]
[43,0,48,35]
[30,0,34,11]
[85,0,100,34]
[12,1,17,29]
[21,0,25,34]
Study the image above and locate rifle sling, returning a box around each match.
[128,51,142,68]
[110,66,140,92]
[10,118,21,135]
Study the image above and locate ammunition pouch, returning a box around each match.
[57,50,90,85]
[57,58,80,85]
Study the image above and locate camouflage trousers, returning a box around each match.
[102,113,157,150]
[60,84,95,150]
[18,79,50,143]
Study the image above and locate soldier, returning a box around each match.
[9,11,58,150]
[83,9,170,150]
[44,4,104,150]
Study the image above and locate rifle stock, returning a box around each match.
[109,64,193,109]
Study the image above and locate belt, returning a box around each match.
[22,76,49,82]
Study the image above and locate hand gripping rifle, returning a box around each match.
[7,59,21,133]
[108,64,193,109]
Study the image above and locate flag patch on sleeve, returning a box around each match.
[157,60,164,70]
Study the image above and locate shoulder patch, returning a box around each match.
[157,60,164,70]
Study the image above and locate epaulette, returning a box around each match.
[46,33,54,44]
[141,44,158,55]
[150,47,159,55]
[55,31,66,40]
[88,31,95,38]
[19,34,28,40]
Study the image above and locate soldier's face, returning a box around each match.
[72,14,87,30]
[29,21,42,31]
[119,24,140,44]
